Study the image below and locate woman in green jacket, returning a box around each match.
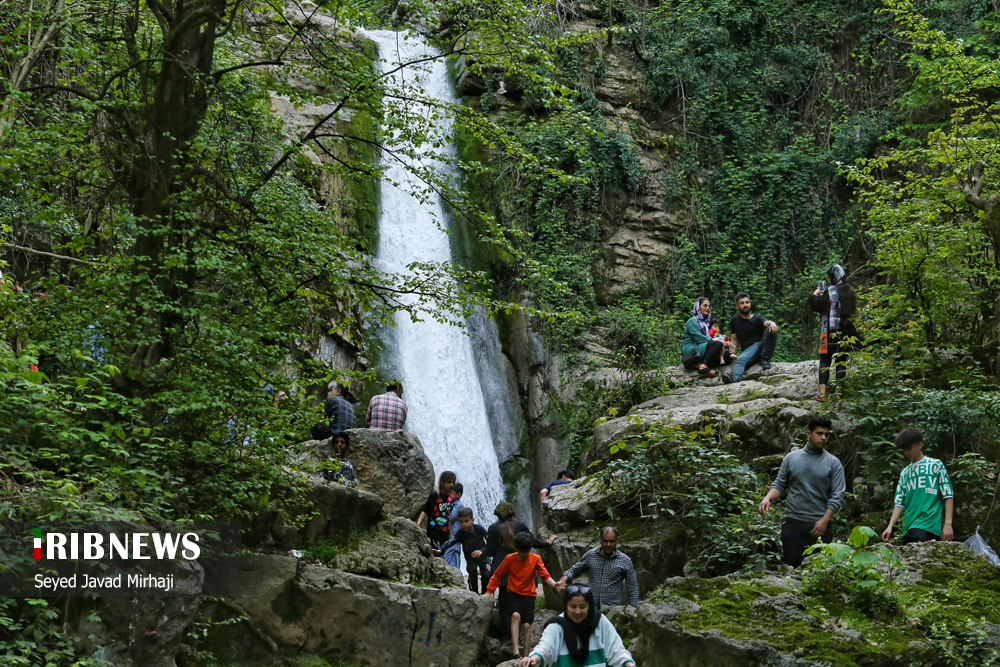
[682,297,732,377]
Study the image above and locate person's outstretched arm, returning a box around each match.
[601,616,637,667]
[557,552,589,590]
[883,472,907,541]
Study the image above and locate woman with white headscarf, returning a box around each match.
[808,265,859,400]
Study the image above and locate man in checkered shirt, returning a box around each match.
[366,382,408,431]
[555,526,640,608]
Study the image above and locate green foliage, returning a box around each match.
[598,422,781,574]
[0,598,107,666]
[801,526,905,621]
[930,619,998,667]
[603,295,670,369]
[301,528,375,564]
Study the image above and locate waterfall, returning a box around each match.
[366,29,507,525]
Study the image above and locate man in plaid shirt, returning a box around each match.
[366,382,408,431]
[555,526,640,608]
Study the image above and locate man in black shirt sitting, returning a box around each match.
[726,292,779,383]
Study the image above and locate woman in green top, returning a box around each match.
[682,297,733,377]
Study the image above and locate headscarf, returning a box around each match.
[825,265,846,333]
[545,587,602,665]
[692,297,712,337]
[493,501,515,520]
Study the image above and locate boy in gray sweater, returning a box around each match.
[758,416,846,566]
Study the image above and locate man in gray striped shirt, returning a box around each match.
[555,526,640,608]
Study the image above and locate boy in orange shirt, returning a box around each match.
[485,531,557,659]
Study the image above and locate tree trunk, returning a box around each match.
[124,0,226,371]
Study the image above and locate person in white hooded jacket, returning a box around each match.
[522,585,636,667]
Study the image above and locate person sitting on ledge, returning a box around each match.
[682,297,733,378]
[724,292,778,384]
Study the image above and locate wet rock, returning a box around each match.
[237,554,493,667]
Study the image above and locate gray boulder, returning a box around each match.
[247,471,383,550]
[237,555,493,667]
[584,362,830,470]
[330,517,464,587]
[304,428,435,520]
[542,477,608,531]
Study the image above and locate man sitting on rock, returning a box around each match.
[366,381,407,431]
[758,416,846,567]
[539,469,576,503]
[881,426,954,545]
[555,526,640,608]
[724,292,779,384]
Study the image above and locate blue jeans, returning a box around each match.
[732,330,778,381]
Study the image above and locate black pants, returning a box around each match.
[467,556,490,594]
[781,518,834,567]
[903,528,939,544]
[684,340,733,370]
[819,332,855,386]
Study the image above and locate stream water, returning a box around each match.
[366,29,512,525]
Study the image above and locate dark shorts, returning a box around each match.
[903,528,939,545]
[499,591,535,627]
[781,518,834,567]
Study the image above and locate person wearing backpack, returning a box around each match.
[808,264,859,401]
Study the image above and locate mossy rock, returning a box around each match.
[632,541,1000,667]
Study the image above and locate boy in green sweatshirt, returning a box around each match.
[881,426,955,544]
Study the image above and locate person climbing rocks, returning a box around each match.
[416,471,456,551]
[483,502,557,578]
[724,292,778,384]
[682,297,733,378]
[317,432,358,488]
[758,416,846,567]
[808,265,860,401]
[522,586,637,667]
[482,501,557,647]
[366,381,407,431]
[555,526,640,608]
[442,483,466,568]
[539,469,576,502]
[881,426,955,544]
[486,531,558,660]
[435,507,490,593]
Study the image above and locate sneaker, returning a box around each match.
[760,360,772,371]
[722,373,735,384]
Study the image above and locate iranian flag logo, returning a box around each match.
[33,528,42,559]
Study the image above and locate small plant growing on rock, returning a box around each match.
[801,526,905,621]
[930,619,998,667]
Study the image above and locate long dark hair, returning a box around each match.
[437,470,456,494]
[545,587,601,664]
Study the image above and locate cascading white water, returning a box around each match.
[367,29,506,524]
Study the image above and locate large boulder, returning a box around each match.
[246,471,383,550]
[631,541,1000,667]
[542,477,608,531]
[235,555,493,667]
[584,362,829,470]
[303,428,435,520]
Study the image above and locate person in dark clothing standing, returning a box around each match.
[808,265,859,401]
[417,471,457,550]
[757,416,846,567]
[434,507,491,593]
[725,292,779,384]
